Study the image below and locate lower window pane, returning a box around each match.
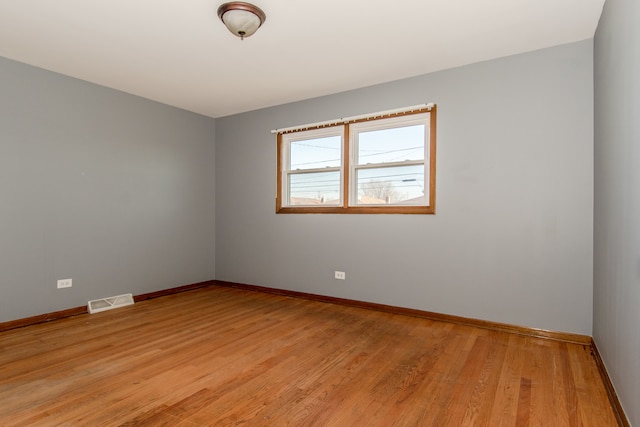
[288,171,341,205]
[356,165,426,205]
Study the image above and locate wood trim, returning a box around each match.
[428,105,437,213]
[275,205,433,214]
[275,132,283,212]
[133,280,216,302]
[213,280,592,345]
[590,339,631,427]
[0,280,216,333]
[0,306,88,333]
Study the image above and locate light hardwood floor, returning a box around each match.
[0,286,618,426]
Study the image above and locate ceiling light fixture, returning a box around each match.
[217,2,266,40]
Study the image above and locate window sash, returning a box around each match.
[280,127,344,207]
[349,113,430,207]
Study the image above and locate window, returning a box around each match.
[276,105,436,214]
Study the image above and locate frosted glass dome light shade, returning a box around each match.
[217,2,266,40]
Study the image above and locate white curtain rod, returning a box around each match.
[270,102,435,134]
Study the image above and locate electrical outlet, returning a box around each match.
[334,271,346,280]
[57,278,72,289]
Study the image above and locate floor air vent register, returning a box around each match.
[88,293,134,314]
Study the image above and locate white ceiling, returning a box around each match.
[0,1,604,118]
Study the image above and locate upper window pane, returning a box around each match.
[290,136,342,170]
[357,124,425,165]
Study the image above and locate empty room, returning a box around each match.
[0,0,637,425]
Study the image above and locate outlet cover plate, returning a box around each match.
[57,278,72,289]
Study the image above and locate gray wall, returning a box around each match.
[0,57,216,322]
[216,40,594,335]
[594,0,640,424]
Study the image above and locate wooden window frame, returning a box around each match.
[276,106,437,214]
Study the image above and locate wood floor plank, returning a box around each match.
[0,286,619,426]
[488,333,526,425]
[516,377,532,426]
